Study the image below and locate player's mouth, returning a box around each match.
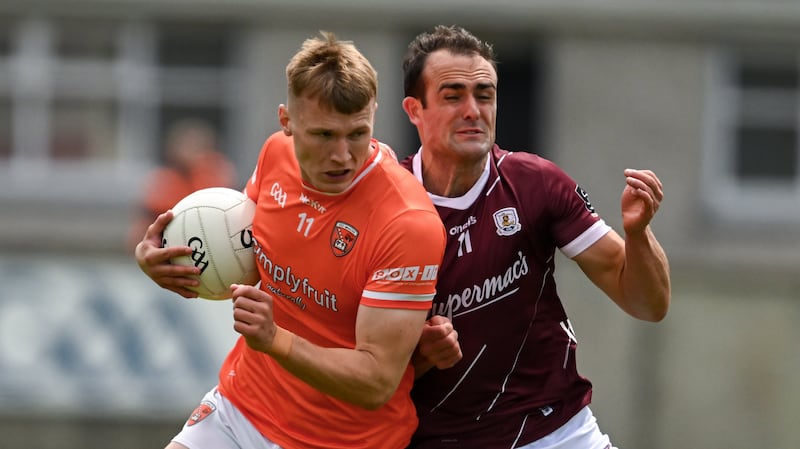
[324,169,352,180]
[456,127,484,135]
[326,168,350,175]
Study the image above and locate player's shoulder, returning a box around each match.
[375,141,423,190]
[255,131,295,169]
[261,130,291,152]
[370,143,438,213]
[376,140,399,161]
[493,145,556,171]
[492,145,571,182]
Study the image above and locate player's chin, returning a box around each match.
[453,136,490,151]
[453,144,491,161]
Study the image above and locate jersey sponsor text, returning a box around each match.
[372,265,439,283]
[432,251,529,318]
[254,237,339,311]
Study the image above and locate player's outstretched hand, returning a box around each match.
[231,283,279,354]
[134,211,201,298]
[412,315,462,377]
[620,168,664,235]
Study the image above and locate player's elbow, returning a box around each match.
[364,395,393,411]
[353,386,395,410]
[641,306,668,323]
[636,294,670,322]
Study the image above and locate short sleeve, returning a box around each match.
[361,209,446,310]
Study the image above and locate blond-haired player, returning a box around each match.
[135,32,447,449]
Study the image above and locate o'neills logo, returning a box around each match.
[331,221,359,257]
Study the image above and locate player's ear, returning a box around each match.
[278,104,292,136]
[402,96,422,125]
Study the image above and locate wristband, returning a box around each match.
[270,326,294,359]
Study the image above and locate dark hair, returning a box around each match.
[286,31,377,114]
[402,25,496,104]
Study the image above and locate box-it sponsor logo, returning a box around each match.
[372,265,439,282]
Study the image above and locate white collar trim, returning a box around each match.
[412,148,490,210]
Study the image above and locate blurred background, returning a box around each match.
[1,1,799,448]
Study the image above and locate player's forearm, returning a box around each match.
[271,332,408,410]
[621,226,671,322]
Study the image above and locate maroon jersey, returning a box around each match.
[402,145,612,449]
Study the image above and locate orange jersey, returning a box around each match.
[218,132,446,449]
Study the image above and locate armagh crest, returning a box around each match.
[330,221,359,257]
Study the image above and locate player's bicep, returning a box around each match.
[354,305,428,383]
[573,230,626,301]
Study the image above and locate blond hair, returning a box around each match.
[286,31,378,114]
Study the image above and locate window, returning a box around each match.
[156,20,232,154]
[50,98,118,161]
[0,98,10,160]
[55,18,118,60]
[0,20,10,161]
[704,46,800,224]
[0,16,240,204]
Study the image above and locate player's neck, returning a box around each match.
[420,151,487,198]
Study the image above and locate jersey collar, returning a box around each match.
[412,147,491,210]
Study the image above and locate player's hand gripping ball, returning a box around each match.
[162,187,259,300]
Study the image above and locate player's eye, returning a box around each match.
[313,131,333,139]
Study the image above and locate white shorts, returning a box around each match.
[517,406,617,449]
[171,387,282,449]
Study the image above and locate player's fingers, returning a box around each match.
[427,314,452,326]
[232,306,257,324]
[153,210,174,229]
[232,295,255,313]
[154,276,198,296]
[624,178,659,215]
[156,246,195,266]
[233,320,259,338]
[428,328,459,353]
[420,324,450,345]
[233,294,273,320]
[149,263,201,283]
[637,169,663,191]
[438,352,462,369]
[625,169,663,201]
[141,211,172,242]
[138,246,192,272]
[429,317,454,335]
[624,173,651,195]
[435,342,463,369]
[171,286,200,299]
[246,288,274,306]
[175,273,201,287]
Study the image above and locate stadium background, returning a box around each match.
[1,1,799,448]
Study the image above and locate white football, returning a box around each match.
[162,187,259,300]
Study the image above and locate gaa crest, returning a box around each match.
[331,221,359,257]
[493,207,522,236]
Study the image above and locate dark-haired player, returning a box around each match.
[401,25,671,449]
